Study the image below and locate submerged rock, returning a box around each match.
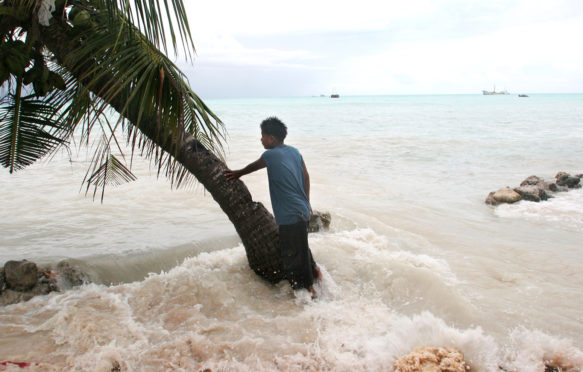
[393,346,470,372]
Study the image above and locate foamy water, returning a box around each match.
[496,190,583,231]
[1,232,582,371]
[1,94,582,370]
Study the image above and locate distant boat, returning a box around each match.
[482,86,509,95]
[330,94,340,98]
[518,94,529,97]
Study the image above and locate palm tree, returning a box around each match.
[0,0,284,283]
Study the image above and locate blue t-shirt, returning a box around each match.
[261,145,310,225]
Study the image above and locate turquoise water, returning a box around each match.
[1,94,582,370]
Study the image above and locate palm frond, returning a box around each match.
[2,0,219,197]
[84,150,137,202]
[0,90,66,172]
[100,0,194,58]
[62,9,224,187]
[47,69,136,200]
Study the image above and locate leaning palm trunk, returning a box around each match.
[177,141,283,283]
[38,18,285,283]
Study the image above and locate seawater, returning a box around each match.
[1,94,582,371]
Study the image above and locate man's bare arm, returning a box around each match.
[302,160,311,212]
[225,157,266,181]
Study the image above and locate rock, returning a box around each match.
[556,173,581,188]
[489,187,522,205]
[1,260,62,305]
[394,346,469,372]
[0,280,56,306]
[0,260,90,306]
[540,189,550,200]
[555,171,569,180]
[520,175,544,187]
[485,191,498,206]
[513,185,550,202]
[308,211,331,233]
[549,183,569,192]
[4,260,39,292]
[37,271,59,294]
[56,260,88,288]
[513,186,541,202]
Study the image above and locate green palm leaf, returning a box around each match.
[84,150,137,202]
[93,0,194,58]
[2,0,224,191]
[63,6,224,186]
[0,91,66,172]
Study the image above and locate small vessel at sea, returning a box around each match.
[330,94,340,98]
[518,94,529,97]
[482,86,509,95]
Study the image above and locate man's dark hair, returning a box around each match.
[260,117,287,141]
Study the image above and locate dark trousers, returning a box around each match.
[279,220,317,290]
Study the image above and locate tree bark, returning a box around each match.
[38,20,285,283]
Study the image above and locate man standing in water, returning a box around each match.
[225,117,322,297]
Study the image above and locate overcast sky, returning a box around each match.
[176,0,583,98]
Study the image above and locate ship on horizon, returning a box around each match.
[482,85,509,95]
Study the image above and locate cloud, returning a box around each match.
[333,16,583,94]
[191,34,317,70]
[180,0,583,97]
[187,0,438,36]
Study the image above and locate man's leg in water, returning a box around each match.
[279,221,319,294]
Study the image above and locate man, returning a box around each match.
[225,117,322,297]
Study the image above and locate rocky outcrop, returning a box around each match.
[486,172,581,206]
[0,260,88,306]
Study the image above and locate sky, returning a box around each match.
[175,0,583,98]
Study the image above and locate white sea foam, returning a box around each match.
[2,229,582,370]
[495,189,583,231]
